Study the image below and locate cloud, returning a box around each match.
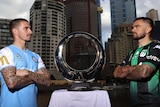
[0,0,35,19]
[136,0,160,18]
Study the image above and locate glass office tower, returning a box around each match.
[110,0,136,33]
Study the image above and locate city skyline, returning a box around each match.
[0,0,160,45]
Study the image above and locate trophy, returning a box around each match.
[54,31,105,90]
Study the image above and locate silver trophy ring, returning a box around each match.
[54,31,105,83]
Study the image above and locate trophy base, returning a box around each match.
[68,82,92,91]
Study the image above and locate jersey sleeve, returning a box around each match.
[0,47,15,71]
[143,43,160,70]
[37,54,46,70]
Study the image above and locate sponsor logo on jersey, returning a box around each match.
[140,49,147,57]
[146,55,160,62]
[0,55,9,65]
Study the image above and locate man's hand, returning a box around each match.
[28,68,51,86]
[114,66,129,78]
[36,70,43,74]
[16,69,29,77]
[114,64,154,80]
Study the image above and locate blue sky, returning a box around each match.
[0,0,159,45]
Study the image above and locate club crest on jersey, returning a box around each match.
[32,56,38,63]
[140,49,147,57]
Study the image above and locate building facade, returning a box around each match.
[110,0,136,33]
[146,9,160,41]
[63,0,103,78]
[103,0,137,81]
[104,24,137,80]
[29,0,66,79]
[146,9,159,21]
[0,18,12,49]
[108,24,137,64]
[64,0,101,38]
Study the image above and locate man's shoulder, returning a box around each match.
[152,39,160,44]
[26,49,40,57]
[0,46,11,54]
[150,40,160,50]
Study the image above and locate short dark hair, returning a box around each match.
[9,18,28,36]
[134,17,154,33]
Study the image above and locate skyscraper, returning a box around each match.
[104,0,137,79]
[146,9,160,40]
[29,0,66,79]
[146,9,159,21]
[63,0,103,74]
[64,0,101,39]
[105,23,137,80]
[0,18,13,49]
[110,0,136,33]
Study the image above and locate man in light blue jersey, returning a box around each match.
[0,18,51,107]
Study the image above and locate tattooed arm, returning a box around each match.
[28,68,51,86]
[16,68,51,86]
[1,66,50,89]
[1,66,33,89]
[114,64,154,80]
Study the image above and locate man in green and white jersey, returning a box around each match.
[114,17,160,107]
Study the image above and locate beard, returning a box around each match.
[132,33,145,40]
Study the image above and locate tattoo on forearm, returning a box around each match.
[28,68,51,86]
[2,67,32,89]
[126,64,154,80]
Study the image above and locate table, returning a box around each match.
[48,89,111,107]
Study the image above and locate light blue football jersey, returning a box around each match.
[0,44,46,107]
